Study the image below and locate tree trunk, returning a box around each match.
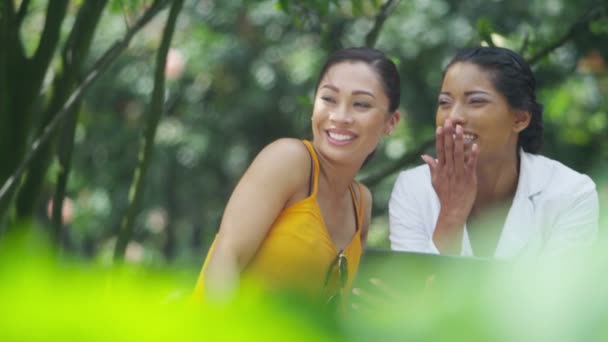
[114,0,185,262]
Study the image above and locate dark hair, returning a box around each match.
[443,46,544,153]
[315,47,401,113]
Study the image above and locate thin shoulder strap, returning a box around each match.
[301,140,319,197]
[348,182,365,232]
[356,182,365,229]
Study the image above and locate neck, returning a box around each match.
[473,149,520,211]
[315,156,361,199]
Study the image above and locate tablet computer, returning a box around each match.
[354,248,501,295]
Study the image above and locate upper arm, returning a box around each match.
[211,138,310,269]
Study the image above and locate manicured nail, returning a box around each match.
[370,277,382,285]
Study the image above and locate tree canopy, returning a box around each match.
[0,0,606,264]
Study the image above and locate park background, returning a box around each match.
[1,0,607,340]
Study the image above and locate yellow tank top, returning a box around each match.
[194,140,363,302]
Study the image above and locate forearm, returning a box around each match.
[203,246,241,303]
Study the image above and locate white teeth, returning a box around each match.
[464,134,477,141]
[328,132,354,141]
[451,133,477,142]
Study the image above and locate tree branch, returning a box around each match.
[114,0,185,262]
[527,5,606,65]
[0,0,171,204]
[1,0,16,20]
[30,0,69,91]
[16,0,30,26]
[519,31,530,56]
[48,0,109,241]
[361,138,434,187]
[1,0,26,65]
[51,102,79,245]
[62,1,109,67]
[365,0,399,48]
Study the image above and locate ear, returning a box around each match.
[384,111,401,135]
[513,110,531,133]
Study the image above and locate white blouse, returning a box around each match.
[389,149,599,259]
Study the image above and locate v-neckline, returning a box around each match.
[313,187,360,253]
[301,140,361,253]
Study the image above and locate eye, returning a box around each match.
[321,95,336,104]
[469,97,487,105]
[437,98,450,107]
[354,101,371,108]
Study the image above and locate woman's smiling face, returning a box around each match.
[312,61,398,166]
[436,62,528,162]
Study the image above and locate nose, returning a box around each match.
[447,104,466,126]
[329,105,353,125]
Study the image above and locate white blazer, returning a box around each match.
[388,150,599,259]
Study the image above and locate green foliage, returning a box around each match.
[1,3,608,341]
[1,0,607,266]
[476,17,496,46]
[590,18,608,35]
[2,226,608,341]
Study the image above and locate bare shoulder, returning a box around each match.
[258,138,310,159]
[254,138,311,170]
[248,138,311,189]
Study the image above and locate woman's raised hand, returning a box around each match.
[420,119,479,253]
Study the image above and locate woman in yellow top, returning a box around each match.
[194,47,401,307]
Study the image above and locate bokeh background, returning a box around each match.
[1,1,607,339]
[2,0,606,265]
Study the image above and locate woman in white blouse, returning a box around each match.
[389,47,598,258]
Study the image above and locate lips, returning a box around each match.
[326,129,357,145]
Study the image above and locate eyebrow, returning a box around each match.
[353,90,375,98]
[321,85,375,98]
[440,90,491,96]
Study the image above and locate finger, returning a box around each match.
[421,154,438,173]
[351,286,387,308]
[349,296,375,316]
[435,126,445,166]
[369,277,401,300]
[424,274,436,290]
[443,120,454,174]
[466,143,479,174]
[453,125,465,175]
